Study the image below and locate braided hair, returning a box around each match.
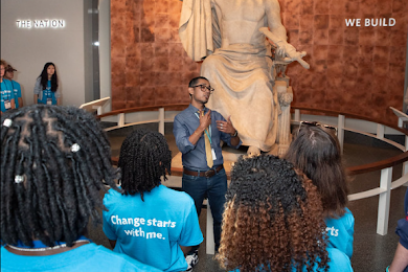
[217,155,329,272]
[1,105,119,247]
[118,129,172,201]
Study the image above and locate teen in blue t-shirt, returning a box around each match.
[1,78,15,113]
[285,123,354,263]
[34,62,61,105]
[104,186,203,272]
[217,155,353,272]
[325,207,355,258]
[4,65,23,108]
[1,106,158,272]
[103,130,203,272]
[1,237,161,272]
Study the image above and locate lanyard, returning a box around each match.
[194,112,212,145]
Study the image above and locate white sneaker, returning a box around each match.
[185,250,199,271]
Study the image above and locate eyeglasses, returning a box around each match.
[193,85,215,93]
[297,121,338,136]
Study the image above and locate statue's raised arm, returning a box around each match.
[262,0,310,69]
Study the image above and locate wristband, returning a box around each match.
[230,131,238,137]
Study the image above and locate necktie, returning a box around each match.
[201,110,213,168]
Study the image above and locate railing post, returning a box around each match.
[398,118,403,128]
[159,107,165,135]
[337,114,345,154]
[206,201,215,255]
[376,124,385,139]
[294,109,300,122]
[377,167,392,235]
[97,106,103,115]
[117,113,125,127]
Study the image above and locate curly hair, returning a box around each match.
[217,155,329,272]
[1,105,119,248]
[1,59,7,78]
[285,124,348,218]
[0,59,7,68]
[39,62,58,92]
[118,129,172,200]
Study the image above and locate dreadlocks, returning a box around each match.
[118,129,172,201]
[217,155,329,272]
[1,105,119,248]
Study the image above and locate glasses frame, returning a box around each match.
[297,121,338,136]
[193,84,215,93]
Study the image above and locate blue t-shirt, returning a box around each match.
[38,80,57,105]
[34,78,60,105]
[103,185,203,272]
[230,248,353,272]
[325,208,355,258]
[1,241,162,272]
[9,80,22,109]
[1,79,15,112]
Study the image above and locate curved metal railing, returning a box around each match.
[97,104,408,235]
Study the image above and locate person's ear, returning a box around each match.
[188,87,195,96]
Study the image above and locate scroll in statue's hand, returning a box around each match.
[259,27,310,70]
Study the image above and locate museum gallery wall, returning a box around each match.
[111,0,408,125]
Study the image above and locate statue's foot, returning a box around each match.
[247,146,261,157]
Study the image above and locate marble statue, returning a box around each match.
[179,0,309,155]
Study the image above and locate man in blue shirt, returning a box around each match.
[5,65,23,109]
[173,76,241,269]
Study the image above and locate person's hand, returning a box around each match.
[278,43,310,69]
[216,116,236,135]
[259,27,310,69]
[199,110,211,131]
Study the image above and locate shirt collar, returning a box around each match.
[188,104,208,113]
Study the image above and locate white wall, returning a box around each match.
[1,0,86,107]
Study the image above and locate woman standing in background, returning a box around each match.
[34,62,61,105]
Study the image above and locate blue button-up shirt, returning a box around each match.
[173,104,241,170]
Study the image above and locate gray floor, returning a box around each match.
[89,124,407,272]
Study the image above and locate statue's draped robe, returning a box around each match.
[179,0,279,151]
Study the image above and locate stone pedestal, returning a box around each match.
[274,76,293,157]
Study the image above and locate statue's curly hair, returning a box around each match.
[118,129,172,201]
[1,105,119,248]
[217,155,329,272]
